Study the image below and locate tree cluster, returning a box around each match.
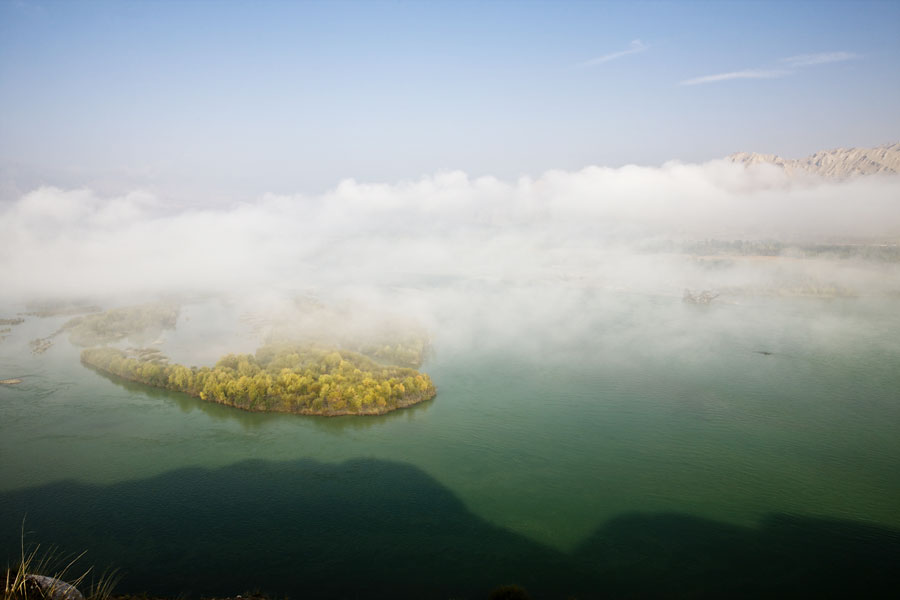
[81,343,436,416]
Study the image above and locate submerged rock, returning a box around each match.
[24,574,84,600]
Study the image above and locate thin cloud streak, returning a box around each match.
[679,52,860,85]
[780,51,860,67]
[679,69,790,86]
[576,39,648,68]
[681,49,858,86]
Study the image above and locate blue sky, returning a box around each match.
[1,0,898,201]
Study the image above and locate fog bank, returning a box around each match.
[1,160,898,304]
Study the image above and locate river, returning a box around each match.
[1,291,899,598]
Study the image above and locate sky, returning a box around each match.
[1,0,899,203]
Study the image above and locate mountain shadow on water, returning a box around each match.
[575,512,900,598]
[1,458,898,599]
[0,458,579,598]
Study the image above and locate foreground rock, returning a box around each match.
[23,574,84,600]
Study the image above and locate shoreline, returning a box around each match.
[80,351,437,417]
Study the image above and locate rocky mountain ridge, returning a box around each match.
[728,143,900,177]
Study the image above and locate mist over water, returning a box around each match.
[2,161,899,304]
[3,161,899,369]
[2,160,900,597]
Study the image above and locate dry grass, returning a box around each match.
[3,524,118,600]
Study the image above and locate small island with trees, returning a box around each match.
[81,343,436,416]
[63,302,179,346]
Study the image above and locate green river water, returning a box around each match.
[1,292,899,598]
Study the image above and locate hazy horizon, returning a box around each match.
[2,0,899,204]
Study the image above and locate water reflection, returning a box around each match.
[88,366,436,433]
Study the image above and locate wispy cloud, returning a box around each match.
[680,50,859,86]
[680,69,790,86]
[780,51,860,68]
[576,39,648,68]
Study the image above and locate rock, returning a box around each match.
[24,574,85,600]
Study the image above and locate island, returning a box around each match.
[81,343,436,416]
[63,302,179,346]
[25,302,180,356]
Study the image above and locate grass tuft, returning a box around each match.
[3,522,119,600]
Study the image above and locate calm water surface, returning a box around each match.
[1,293,899,597]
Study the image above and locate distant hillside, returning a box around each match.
[728,143,900,177]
